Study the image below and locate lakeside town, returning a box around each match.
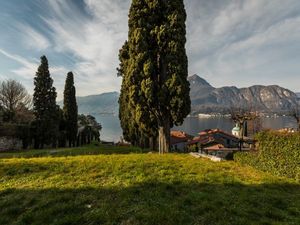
[0,0,299,224]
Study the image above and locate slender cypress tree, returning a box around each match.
[63,72,78,147]
[33,56,59,149]
[118,41,158,149]
[118,41,139,145]
[119,0,190,153]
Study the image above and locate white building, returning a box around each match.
[232,124,241,137]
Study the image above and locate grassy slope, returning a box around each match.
[0,146,299,225]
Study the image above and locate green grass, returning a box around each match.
[0,145,299,225]
[0,143,146,159]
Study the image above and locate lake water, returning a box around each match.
[94,115,298,142]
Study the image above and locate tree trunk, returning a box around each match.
[149,137,156,151]
[157,53,170,154]
[158,119,170,154]
[34,138,39,149]
[239,122,244,151]
[77,135,80,147]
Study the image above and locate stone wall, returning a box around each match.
[0,137,22,151]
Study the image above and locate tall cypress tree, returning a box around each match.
[33,56,59,149]
[119,0,190,153]
[63,72,78,147]
[118,41,139,145]
[118,41,158,149]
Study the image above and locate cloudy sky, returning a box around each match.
[0,0,300,100]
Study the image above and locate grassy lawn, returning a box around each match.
[0,145,299,225]
[0,143,146,159]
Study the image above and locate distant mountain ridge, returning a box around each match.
[60,75,299,115]
[189,74,299,114]
[58,92,119,114]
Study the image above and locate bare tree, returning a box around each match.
[230,107,258,150]
[0,79,32,122]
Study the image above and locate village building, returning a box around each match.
[232,124,241,137]
[170,131,193,152]
[198,129,240,148]
[187,129,240,156]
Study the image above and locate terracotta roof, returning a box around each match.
[171,131,189,139]
[188,131,239,146]
[170,131,192,145]
[205,144,225,150]
[188,136,223,146]
[199,129,239,140]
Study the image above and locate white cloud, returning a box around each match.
[1,0,300,96]
[0,48,37,79]
[40,0,130,96]
[186,0,300,91]
[18,24,51,50]
[0,48,68,98]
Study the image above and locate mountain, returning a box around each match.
[60,75,298,115]
[189,74,215,100]
[188,74,299,114]
[58,92,119,114]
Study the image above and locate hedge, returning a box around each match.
[234,131,300,181]
[0,123,31,149]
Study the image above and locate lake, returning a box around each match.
[94,115,298,142]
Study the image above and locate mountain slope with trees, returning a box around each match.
[189,74,299,114]
[74,74,299,116]
[58,92,119,115]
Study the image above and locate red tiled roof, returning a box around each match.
[205,144,225,150]
[170,131,192,145]
[188,136,221,146]
[199,129,239,140]
[171,131,188,138]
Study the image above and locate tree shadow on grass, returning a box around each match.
[0,145,150,159]
[0,182,299,225]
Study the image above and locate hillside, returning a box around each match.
[60,76,299,115]
[0,146,299,225]
[189,74,299,114]
[59,92,119,114]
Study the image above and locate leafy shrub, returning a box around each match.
[234,131,300,181]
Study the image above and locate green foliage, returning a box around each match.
[235,131,300,180]
[16,124,31,149]
[57,107,67,148]
[63,72,78,147]
[119,0,190,152]
[0,123,31,149]
[0,148,299,224]
[118,42,138,143]
[77,114,102,145]
[33,56,59,149]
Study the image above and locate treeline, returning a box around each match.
[0,56,101,150]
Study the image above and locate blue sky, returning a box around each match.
[0,0,300,100]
